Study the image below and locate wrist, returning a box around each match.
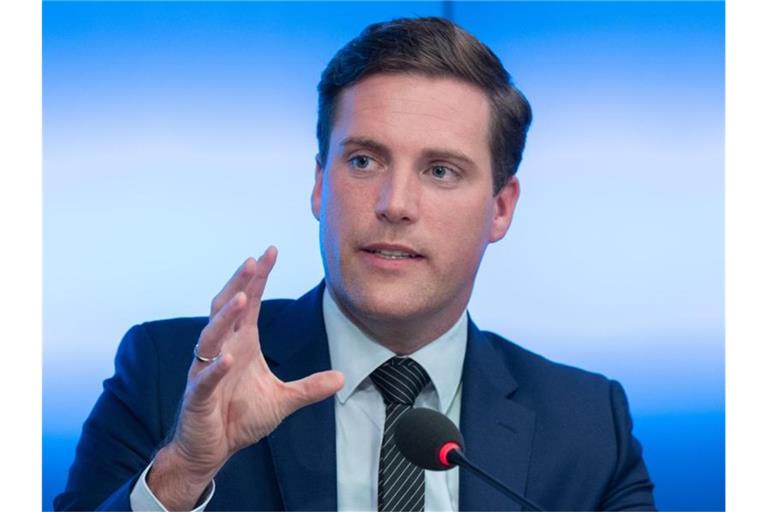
[165,441,223,483]
[147,444,219,511]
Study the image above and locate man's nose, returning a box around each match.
[374,167,420,224]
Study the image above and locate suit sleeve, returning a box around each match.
[599,380,656,511]
[54,324,170,511]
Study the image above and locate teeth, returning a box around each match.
[372,249,416,259]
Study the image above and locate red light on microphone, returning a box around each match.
[438,441,461,468]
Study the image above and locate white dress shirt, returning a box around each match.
[325,289,466,511]
[130,288,467,511]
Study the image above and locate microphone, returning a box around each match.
[394,407,543,512]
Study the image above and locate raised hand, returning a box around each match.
[147,248,344,510]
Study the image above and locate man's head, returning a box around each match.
[311,17,531,350]
[316,17,532,195]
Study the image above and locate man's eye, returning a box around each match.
[350,155,372,169]
[430,165,456,180]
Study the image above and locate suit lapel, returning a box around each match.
[263,283,337,511]
[459,319,536,511]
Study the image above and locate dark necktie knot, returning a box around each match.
[370,357,430,405]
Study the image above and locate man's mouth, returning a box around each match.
[366,249,419,259]
[362,244,424,260]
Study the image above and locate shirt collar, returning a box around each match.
[324,287,467,414]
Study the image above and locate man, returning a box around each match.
[56,17,655,511]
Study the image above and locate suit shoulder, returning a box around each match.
[479,331,627,458]
[133,298,296,350]
[481,330,613,394]
[137,316,208,344]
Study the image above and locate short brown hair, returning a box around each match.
[316,17,532,194]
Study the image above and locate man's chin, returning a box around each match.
[354,299,430,324]
[333,280,435,323]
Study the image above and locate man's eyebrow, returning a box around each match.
[422,148,478,169]
[338,137,391,159]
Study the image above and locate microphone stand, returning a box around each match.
[447,449,543,511]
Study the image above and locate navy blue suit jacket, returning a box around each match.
[55,283,655,511]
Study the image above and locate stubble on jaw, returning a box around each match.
[324,263,475,355]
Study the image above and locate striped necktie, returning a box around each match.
[370,357,431,511]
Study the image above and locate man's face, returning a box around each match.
[312,73,519,334]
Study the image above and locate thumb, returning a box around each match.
[282,370,345,415]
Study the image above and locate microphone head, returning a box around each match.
[394,407,465,471]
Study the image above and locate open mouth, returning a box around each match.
[364,248,422,260]
[362,244,425,261]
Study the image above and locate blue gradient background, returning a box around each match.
[43,2,724,510]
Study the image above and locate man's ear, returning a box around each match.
[311,156,323,221]
[489,176,520,243]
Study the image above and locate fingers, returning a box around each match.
[240,246,278,328]
[210,257,258,317]
[189,353,234,405]
[282,370,345,416]
[194,291,247,373]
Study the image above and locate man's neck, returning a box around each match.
[327,286,467,355]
